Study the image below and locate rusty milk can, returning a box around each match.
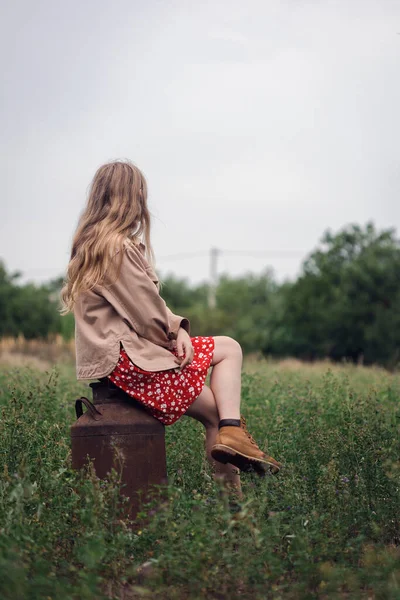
[71,379,167,521]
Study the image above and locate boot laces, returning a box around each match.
[240,416,257,446]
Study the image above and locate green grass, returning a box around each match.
[0,361,399,599]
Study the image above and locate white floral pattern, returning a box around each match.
[107,337,215,425]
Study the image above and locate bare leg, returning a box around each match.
[191,336,282,477]
[210,336,243,420]
[185,384,242,496]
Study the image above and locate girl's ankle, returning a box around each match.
[218,419,241,429]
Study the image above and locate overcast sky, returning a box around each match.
[1,0,399,287]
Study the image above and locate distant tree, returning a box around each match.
[260,281,295,357]
[273,223,400,367]
[158,270,281,352]
[0,261,21,337]
[0,261,62,339]
[12,283,60,339]
[215,270,279,353]
[2,222,400,367]
[47,276,75,340]
[158,274,208,311]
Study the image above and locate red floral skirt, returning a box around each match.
[107,336,215,425]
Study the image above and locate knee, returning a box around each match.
[212,335,243,366]
[222,336,243,360]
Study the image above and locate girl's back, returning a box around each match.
[61,159,282,498]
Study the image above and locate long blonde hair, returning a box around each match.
[60,159,154,314]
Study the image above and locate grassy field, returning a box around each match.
[0,357,399,599]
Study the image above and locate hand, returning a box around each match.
[176,328,194,369]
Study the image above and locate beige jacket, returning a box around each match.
[74,241,190,380]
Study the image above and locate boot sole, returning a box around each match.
[211,444,281,476]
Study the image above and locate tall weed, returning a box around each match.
[0,364,399,599]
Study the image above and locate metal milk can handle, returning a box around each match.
[75,396,102,421]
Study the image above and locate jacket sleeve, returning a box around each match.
[165,306,190,339]
[101,244,190,348]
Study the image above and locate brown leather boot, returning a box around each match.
[211,416,282,476]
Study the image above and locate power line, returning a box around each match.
[157,249,305,262]
[157,251,209,261]
[220,250,305,258]
[202,248,306,308]
[12,248,306,277]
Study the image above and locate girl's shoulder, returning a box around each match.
[107,239,147,276]
[123,238,146,255]
[120,238,151,273]
[123,239,157,283]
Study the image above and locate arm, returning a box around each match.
[101,244,190,348]
[165,305,190,340]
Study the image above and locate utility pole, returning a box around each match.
[208,247,220,309]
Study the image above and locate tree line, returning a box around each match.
[1,223,399,368]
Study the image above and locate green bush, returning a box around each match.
[0,363,399,598]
